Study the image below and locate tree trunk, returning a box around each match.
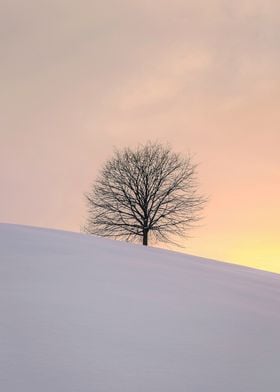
[143,229,148,246]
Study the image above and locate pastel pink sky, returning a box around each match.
[1,1,279,272]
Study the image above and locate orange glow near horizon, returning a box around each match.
[0,1,279,274]
[187,231,280,274]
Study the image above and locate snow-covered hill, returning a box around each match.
[0,223,279,391]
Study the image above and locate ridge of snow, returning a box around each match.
[0,223,279,392]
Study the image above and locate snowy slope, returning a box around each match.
[0,223,279,392]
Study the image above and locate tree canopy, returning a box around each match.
[85,142,206,246]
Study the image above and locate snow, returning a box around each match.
[0,223,279,392]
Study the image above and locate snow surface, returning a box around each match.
[0,223,279,392]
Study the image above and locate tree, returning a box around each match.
[84,142,206,246]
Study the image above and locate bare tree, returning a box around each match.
[85,142,206,246]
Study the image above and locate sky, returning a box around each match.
[1,0,279,273]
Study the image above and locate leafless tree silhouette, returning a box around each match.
[85,142,206,246]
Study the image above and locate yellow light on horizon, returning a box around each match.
[186,232,280,275]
